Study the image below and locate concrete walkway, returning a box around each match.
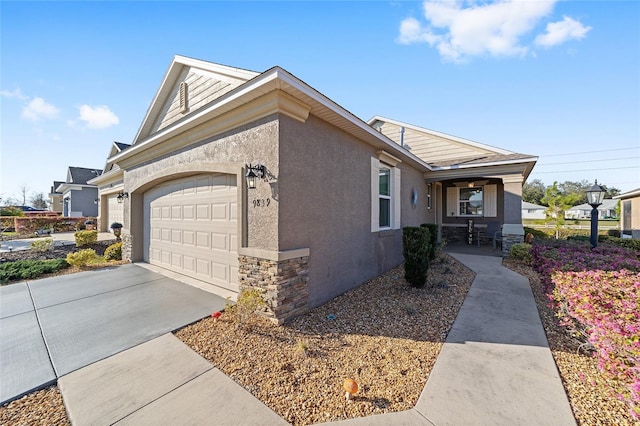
[52,253,576,425]
[326,253,575,425]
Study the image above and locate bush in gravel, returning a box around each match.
[509,243,532,264]
[104,242,122,261]
[66,249,99,267]
[226,288,267,327]
[74,230,98,247]
[420,223,439,262]
[30,238,54,252]
[0,259,70,284]
[402,226,431,288]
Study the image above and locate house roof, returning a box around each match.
[112,57,434,173]
[368,116,537,175]
[111,55,537,182]
[614,187,640,200]
[67,167,103,184]
[522,201,545,210]
[567,199,619,211]
[50,181,65,195]
[114,142,131,151]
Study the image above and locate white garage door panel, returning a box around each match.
[143,174,238,292]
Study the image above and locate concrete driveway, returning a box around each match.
[0,264,226,404]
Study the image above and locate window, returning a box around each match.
[459,187,483,216]
[447,184,497,217]
[379,167,391,228]
[371,153,401,232]
[427,184,432,210]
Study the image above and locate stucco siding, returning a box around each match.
[124,115,280,261]
[278,115,431,309]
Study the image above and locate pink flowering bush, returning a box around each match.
[530,239,640,418]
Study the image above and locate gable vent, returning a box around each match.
[179,81,188,113]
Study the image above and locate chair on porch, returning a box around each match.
[478,221,503,250]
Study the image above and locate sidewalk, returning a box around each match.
[0,232,115,253]
[57,253,576,425]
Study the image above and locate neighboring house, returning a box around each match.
[88,141,130,231]
[615,188,640,239]
[565,199,619,220]
[522,201,546,220]
[56,167,102,217]
[49,181,65,213]
[91,55,536,323]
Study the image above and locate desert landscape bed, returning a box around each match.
[0,251,633,425]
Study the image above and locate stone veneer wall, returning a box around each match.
[122,233,133,262]
[501,233,523,257]
[238,255,309,324]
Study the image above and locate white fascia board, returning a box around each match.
[368,115,514,155]
[174,55,259,81]
[56,183,97,192]
[431,156,538,171]
[614,188,640,199]
[88,168,123,186]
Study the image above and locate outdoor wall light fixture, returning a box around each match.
[116,192,129,203]
[94,198,99,205]
[585,179,607,248]
[245,164,265,189]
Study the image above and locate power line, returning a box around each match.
[539,147,639,158]
[531,166,639,174]
[536,156,640,166]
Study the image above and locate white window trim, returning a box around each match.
[446,184,497,218]
[371,156,401,232]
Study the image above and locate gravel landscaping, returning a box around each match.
[175,254,475,425]
[0,386,69,426]
[503,259,635,425]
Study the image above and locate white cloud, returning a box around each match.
[398,0,589,63]
[77,105,119,129]
[22,97,60,121]
[535,16,592,47]
[1,88,28,100]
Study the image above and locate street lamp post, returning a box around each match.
[585,180,607,248]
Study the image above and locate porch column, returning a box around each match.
[501,175,525,256]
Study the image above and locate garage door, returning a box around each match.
[107,194,124,227]
[143,174,238,292]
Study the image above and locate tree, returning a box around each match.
[557,180,590,206]
[19,185,29,206]
[30,192,49,210]
[523,179,546,205]
[602,185,621,199]
[541,182,582,238]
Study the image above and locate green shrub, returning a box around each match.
[104,242,122,261]
[523,227,548,240]
[0,206,25,217]
[402,226,431,288]
[225,288,267,327]
[75,230,98,247]
[66,249,99,267]
[420,223,439,262]
[0,259,70,284]
[600,236,640,251]
[30,238,54,252]
[510,243,532,264]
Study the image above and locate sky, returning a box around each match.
[1,0,639,205]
